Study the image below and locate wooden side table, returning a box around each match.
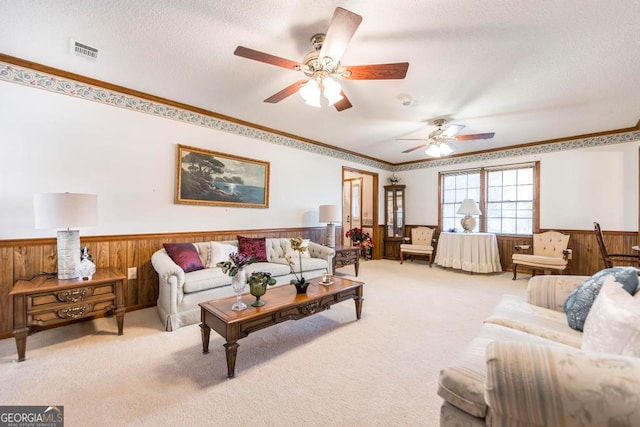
[10,267,126,362]
[333,245,361,277]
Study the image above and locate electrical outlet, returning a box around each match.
[127,267,137,280]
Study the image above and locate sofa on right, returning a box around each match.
[438,270,640,426]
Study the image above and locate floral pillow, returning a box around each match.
[582,276,640,357]
[564,267,638,331]
[237,236,268,262]
[163,243,204,273]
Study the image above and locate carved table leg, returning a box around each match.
[14,327,28,362]
[354,287,364,320]
[224,341,239,378]
[200,323,211,354]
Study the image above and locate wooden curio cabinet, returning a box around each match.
[384,185,406,259]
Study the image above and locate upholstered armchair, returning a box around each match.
[512,230,571,280]
[400,226,436,267]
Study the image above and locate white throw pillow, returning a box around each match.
[582,276,640,357]
[300,239,311,258]
[206,242,237,268]
[285,238,311,259]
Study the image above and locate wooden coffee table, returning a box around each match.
[199,276,364,378]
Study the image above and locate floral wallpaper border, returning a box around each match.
[395,128,640,172]
[1,61,638,172]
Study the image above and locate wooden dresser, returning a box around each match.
[10,268,126,361]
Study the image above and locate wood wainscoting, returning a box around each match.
[0,227,334,339]
[1,225,635,338]
[496,229,638,276]
[396,225,638,277]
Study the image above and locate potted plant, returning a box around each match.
[247,271,277,307]
[285,236,309,293]
[346,227,367,245]
[346,227,373,259]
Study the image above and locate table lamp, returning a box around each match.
[34,193,98,279]
[457,199,481,233]
[319,204,340,248]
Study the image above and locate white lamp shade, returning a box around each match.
[425,142,454,157]
[457,198,482,216]
[322,77,343,106]
[319,205,340,223]
[34,193,98,230]
[299,79,321,108]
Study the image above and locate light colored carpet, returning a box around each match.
[0,260,527,426]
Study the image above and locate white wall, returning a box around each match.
[2,79,638,239]
[0,81,384,239]
[399,141,640,231]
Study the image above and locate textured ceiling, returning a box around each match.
[1,0,639,164]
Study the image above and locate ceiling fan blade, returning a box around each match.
[263,80,307,103]
[234,46,300,70]
[342,63,409,80]
[454,132,496,141]
[319,7,363,64]
[333,91,352,111]
[402,143,428,154]
[441,124,465,138]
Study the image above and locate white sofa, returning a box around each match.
[438,274,640,426]
[151,238,334,331]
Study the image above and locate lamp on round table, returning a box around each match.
[457,199,481,233]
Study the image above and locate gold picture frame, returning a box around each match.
[175,144,269,208]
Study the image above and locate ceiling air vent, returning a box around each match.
[71,40,98,60]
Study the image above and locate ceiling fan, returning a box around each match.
[233,7,409,111]
[398,119,495,156]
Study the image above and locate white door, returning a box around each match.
[343,178,362,245]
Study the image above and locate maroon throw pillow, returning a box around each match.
[237,236,268,262]
[163,243,204,273]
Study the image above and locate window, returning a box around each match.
[486,166,534,234]
[441,170,481,232]
[439,162,538,235]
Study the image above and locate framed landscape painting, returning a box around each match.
[175,144,269,208]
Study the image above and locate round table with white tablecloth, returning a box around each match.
[434,232,502,273]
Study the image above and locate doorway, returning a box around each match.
[342,167,379,256]
[343,178,363,240]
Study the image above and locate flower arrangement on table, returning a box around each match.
[285,236,309,290]
[346,227,373,246]
[216,252,256,277]
[247,271,277,307]
[346,227,373,259]
[248,271,277,287]
[217,252,257,311]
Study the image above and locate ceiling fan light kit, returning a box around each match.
[425,142,454,157]
[233,7,408,111]
[398,118,495,157]
[299,75,344,107]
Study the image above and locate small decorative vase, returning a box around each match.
[249,282,267,307]
[231,267,247,311]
